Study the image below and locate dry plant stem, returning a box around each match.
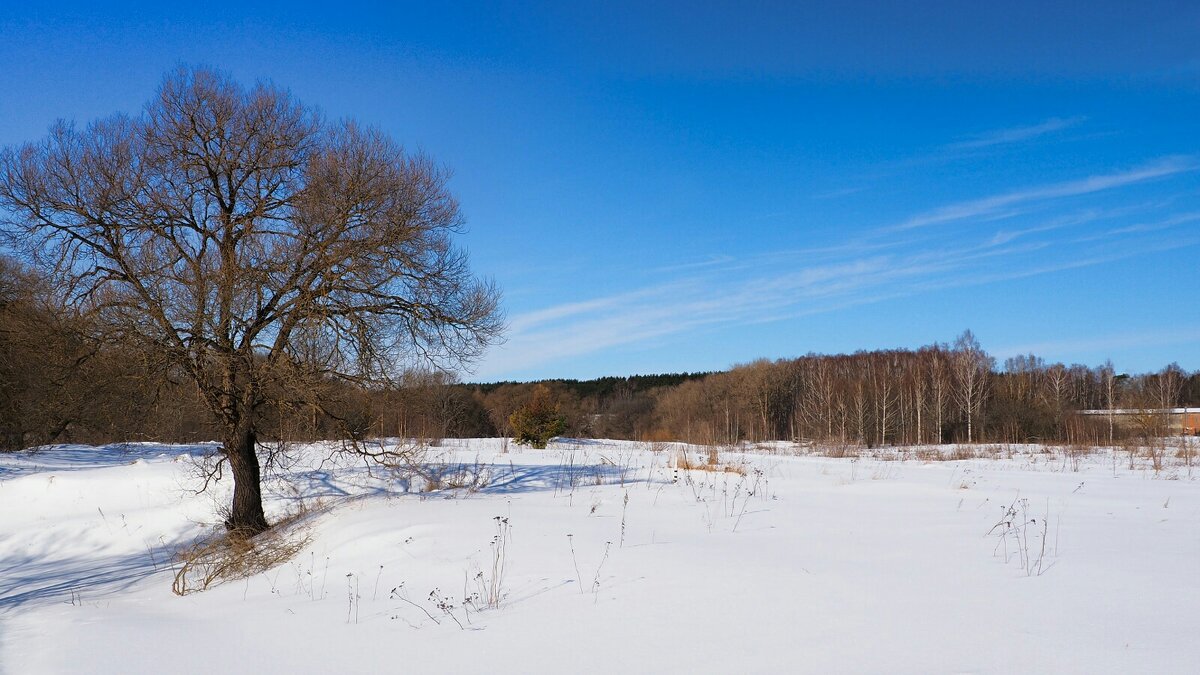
[567,534,583,594]
[346,573,361,624]
[429,590,465,630]
[620,491,629,548]
[1035,501,1049,576]
[390,587,440,625]
[732,469,763,532]
[591,541,612,603]
[986,494,1053,577]
[482,516,510,608]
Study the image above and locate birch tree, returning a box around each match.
[952,330,991,443]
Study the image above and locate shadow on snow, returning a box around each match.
[0,542,187,613]
[0,442,215,480]
[0,455,655,614]
[274,461,650,502]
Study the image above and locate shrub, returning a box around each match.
[508,384,567,449]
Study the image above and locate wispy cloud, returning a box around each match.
[986,207,1124,246]
[1104,211,1200,236]
[506,284,685,334]
[892,156,1197,231]
[476,158,1200,379]
[650,254,736,274]
[481,257,909,375]
[811,186,867,200]
[995,326,1200,365]
[479,234,1196,378]
[946,117,1085,151]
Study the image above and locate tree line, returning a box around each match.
[648,332,1198,447]
[335,330,1199,448]
[4,284,1196,451]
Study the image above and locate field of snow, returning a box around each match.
[2,439,1199,674]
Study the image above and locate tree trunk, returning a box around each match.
[224,425,269,536]
[916,395,923,445]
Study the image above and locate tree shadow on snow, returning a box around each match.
[270,460,653,503]
[0,457,655,615]
[0,442,215,480]
[479,463,644,494]
[0,540,187,614]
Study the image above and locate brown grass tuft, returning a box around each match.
[670,451,747,475]
[172,526,310,596]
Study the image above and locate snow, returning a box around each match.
[2,439,1199,673]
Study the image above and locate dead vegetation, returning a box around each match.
[418,460,493,493]
[172,525,311,596]
[669,448,748,475]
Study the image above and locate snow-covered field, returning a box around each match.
[2,439,1199,674]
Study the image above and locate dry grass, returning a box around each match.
[951,446,977,461]
[900,446,980,462]
[975,444,1015,460]
[670,450,747,475]
[417,456,493,493]
[824,444,862,459]
[641,441,672,454]
[705,446,720,466]
[912,447,945,462]
[172,524,310,596]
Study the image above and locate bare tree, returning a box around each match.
[1100,359,1117,446]
[0,67,502,535]
[1155,363,1185,434]
[904,353,927,445]
[952,330,991,443]
[1041,363,1070,437]
[870,352,899,446]
[804,356,837,441]
[928,346,951,444]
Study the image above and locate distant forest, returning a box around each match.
[3,257,1197,450]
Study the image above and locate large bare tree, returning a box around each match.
[0,67,502,535]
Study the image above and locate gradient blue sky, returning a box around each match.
[2,1,1198,379]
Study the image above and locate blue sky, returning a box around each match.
[2,2,1198,379]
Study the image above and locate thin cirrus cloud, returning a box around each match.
[1103,211,1200,236]
[995,326,1200,365]
[890,156,1197,231]
[982,204,1161,246]
[480,238,1113,377]
[477,158,1199,379]
[481,257,899,376]
[945,116,1086,151]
